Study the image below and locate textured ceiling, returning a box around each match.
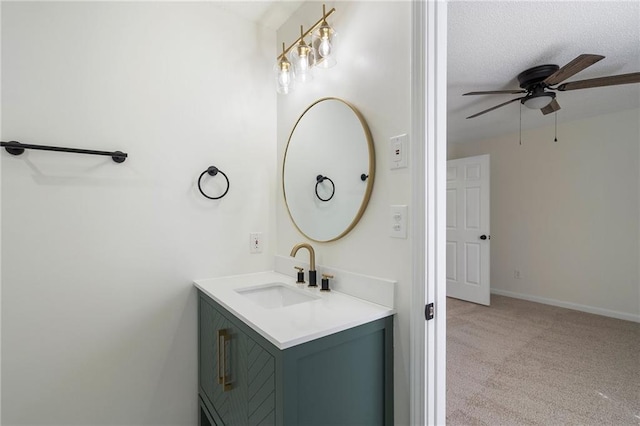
[448,1,640,144]
[217,1,639,144]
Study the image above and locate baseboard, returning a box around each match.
[490,288,640,323]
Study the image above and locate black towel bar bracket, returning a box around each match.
[1,141,127,163]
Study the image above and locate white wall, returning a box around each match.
[1,3,276,424]
[276,2,412,424]
[449,108,640,321]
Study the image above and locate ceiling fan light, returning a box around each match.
[523,93,555,110]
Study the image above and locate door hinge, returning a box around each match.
[425,303,435,321]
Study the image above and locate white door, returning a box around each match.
[446,154,491,305]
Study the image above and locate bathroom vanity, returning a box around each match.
[195,271,394,426]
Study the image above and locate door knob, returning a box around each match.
[480,234,490,240]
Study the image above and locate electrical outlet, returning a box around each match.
[250,232,263,254]
[514,270,521,279]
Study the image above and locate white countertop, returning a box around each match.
[194,271,395,350]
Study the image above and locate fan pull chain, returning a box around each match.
[519,103,522,145]
[554,112,558,142]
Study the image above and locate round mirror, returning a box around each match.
[283,98,375,242]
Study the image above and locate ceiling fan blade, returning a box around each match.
[541,99,561,115]
[557,72,640,91]
[463,90,527,95]
[543,54,605,86]
[466,97,524,119]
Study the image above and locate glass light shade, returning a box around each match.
[312,23,337,69]
[523,94,554,109]
[274,57,295,94]
[289,41,316,84]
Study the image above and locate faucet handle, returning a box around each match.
[321,274,334,292]
[294,266,305,284]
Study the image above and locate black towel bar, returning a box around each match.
[1,141,127,163]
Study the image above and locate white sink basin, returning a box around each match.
[235,282,320,309]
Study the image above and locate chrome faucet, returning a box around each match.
[290,242,317,287]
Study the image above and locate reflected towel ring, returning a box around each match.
[315,175,335,202]
[198,166,230,200]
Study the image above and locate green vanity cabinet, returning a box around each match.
[199,293,276,425]
[198,290,394,426]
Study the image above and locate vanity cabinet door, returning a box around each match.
[199,296,231,423]
[199,295,276,426]
[281,316,394,426]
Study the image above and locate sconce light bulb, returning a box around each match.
[297,45,310,71]
[275,54,295,94]
[319,39,332,58]
[278,68,292,87]
[318,25,333,58]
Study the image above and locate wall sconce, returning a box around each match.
[290,26,316,84]
[312,4,337,69]
[275,4,337,94]
[275,42,295,94]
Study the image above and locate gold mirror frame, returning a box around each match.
[283,97,375,242]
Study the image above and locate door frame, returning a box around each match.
[410,0,447,424]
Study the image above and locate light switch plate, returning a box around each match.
[390,205,408,238]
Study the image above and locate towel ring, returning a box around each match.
[315,175,335,202]
[198,166,230,200]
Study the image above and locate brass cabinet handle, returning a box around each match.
[217,329,233,392]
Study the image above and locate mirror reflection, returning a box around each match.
[283,98,375,242]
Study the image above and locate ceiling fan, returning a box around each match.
[464,54,640,119]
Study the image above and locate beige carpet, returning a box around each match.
[446,295,640,425]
